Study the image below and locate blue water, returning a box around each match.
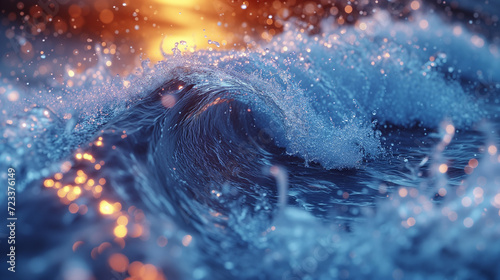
[1,7,500,280]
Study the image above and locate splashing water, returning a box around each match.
[1,6,500,280]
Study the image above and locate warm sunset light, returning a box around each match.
[5,0,500,279]
[99,200,116,215]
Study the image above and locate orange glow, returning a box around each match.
[344,5,353,14]
[147,0,233,61]
[488,145,497,155]
[54,173,63,180]
[113,202,122,212]
[98,242,112,254]
[57,186,71,198]
[61,161,72,172]
[130,224,144,238]
[407,217,416,227]
[398,188,408,198]
[445,124,455,134]
[182,235,192,246]
[83,153,93,161]
[114,237,126,249]
[128,261,144,277]
[69,203,79,214]
[94,185,103,193]
[410,1,420,10]
[117,215,129,225]
[44,179,55,188]
[468,159,478,168]
[72,241,84,252]
[68,4,82,17]
[99,9,114,24]
[464,165,473,174]
[114,225,128,238]
[439,164,448,173]
[192,97,232,118]
[109,253,129,273]
[73,186,82,195]
[66,191,78,201]
[79,205,88,215]
[7,91,19,102]
[75,176,86,184]
[139,264,158,279]
[100,200,116,215]
[57,189,66,198]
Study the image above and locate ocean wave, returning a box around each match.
[2,7,500,280]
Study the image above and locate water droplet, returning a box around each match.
[208,40,220,47]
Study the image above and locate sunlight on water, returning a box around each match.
[1,0,500,279]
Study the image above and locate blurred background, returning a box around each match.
[0,0,498,85]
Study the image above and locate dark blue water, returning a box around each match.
[1,6,500,280]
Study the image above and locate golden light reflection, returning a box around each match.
[148,0,234,62]
[41,147,158,278]
[117,215,129,225]
[438,164,448,173]
[114,225,128,238]
[100,200,117,215]
[44,179,55,188]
